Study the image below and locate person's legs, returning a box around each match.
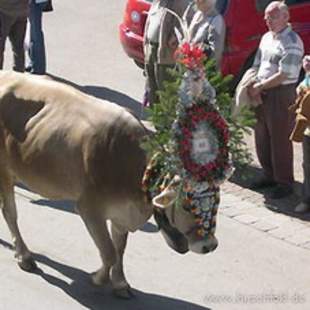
[145,44,159,105]
[0,12,13,69]
[156,63,175,92]
[254,101,274,181]
[29,2,46,74]
[295,135,310,212]
[8,15,27,72]
[302,135,310,203]
[267,86,295,186]
[262,85,296,199]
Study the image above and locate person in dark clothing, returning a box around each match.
[27,0,53,74]
[0,0,29,72]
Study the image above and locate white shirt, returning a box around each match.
[254,27,304,85]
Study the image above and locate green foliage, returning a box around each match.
[142,59,256,175]
[141,68,181,158]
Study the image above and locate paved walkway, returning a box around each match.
[221,132,310,251]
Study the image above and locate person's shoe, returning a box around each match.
[250,177,276,189]
[268,184,293,199]
[25,66,32,72]
[294,202,310,213]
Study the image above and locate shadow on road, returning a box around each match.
[0,238,209,310]
[32,199,76,213]
[139,221,158,233]
[47,74,145,119]
[34,253,210,310]
[229,165,310,222]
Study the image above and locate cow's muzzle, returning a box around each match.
[189,235,218,254]
[153,208,189,254]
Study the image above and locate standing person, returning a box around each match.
[248,1,304,199]
[27,0,53,75]
[0,0,29,72]
[143,0,192,106]
[292,55,310,212]
[189,0,225,69]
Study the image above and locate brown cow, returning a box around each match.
[0,71,218,298]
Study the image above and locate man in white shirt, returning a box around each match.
[248,1,304,199]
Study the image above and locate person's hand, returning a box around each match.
[247,82,263,98]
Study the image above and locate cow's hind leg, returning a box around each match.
[110,222,132,298]
[77,195,116,287]
[0,172,36,271]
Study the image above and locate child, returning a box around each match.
[295,55,310,213]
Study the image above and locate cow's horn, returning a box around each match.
[152,188,177,209]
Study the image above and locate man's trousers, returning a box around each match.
[145,43,174,105]
[254,84,296,185]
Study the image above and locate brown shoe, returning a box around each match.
[250,177,276,190]
[295,202,310,213]
[268,184,293,199]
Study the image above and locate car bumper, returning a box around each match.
[119,23,144,65]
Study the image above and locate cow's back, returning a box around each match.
[0,71,147,204]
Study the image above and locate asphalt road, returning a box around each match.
[1,1,309,309]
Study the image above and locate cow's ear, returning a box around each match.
[152,188,177,209]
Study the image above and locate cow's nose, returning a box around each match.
[202,237,218,253]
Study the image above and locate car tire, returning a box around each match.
[134,60,145,70]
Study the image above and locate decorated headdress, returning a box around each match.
[142,5,233,239]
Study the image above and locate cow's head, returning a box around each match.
[152,176,219,255]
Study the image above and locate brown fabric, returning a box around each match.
[289,90,310,142]
[0,12,27,71]
[144,44,174,105]
[254,84,296,185]
[0,0,29,17]
[233,68,262,117]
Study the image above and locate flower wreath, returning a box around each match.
[174,103,230,184]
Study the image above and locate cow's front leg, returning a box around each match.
[77,196,116,286]
[0,175,36,271]
[110,222,132,298]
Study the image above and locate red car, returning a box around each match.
[119,0,310,83]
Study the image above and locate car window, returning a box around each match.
[256,0,310,12]
[216,0,228,14]
[285,0,310,4]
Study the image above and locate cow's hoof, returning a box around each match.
[113,286,134,299]
[91,270,110,286]
[18,256,37,272]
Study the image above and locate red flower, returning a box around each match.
[175,43,206,69]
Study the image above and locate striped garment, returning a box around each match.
[253,26,304,85]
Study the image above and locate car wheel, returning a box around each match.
[134,60,145,70]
